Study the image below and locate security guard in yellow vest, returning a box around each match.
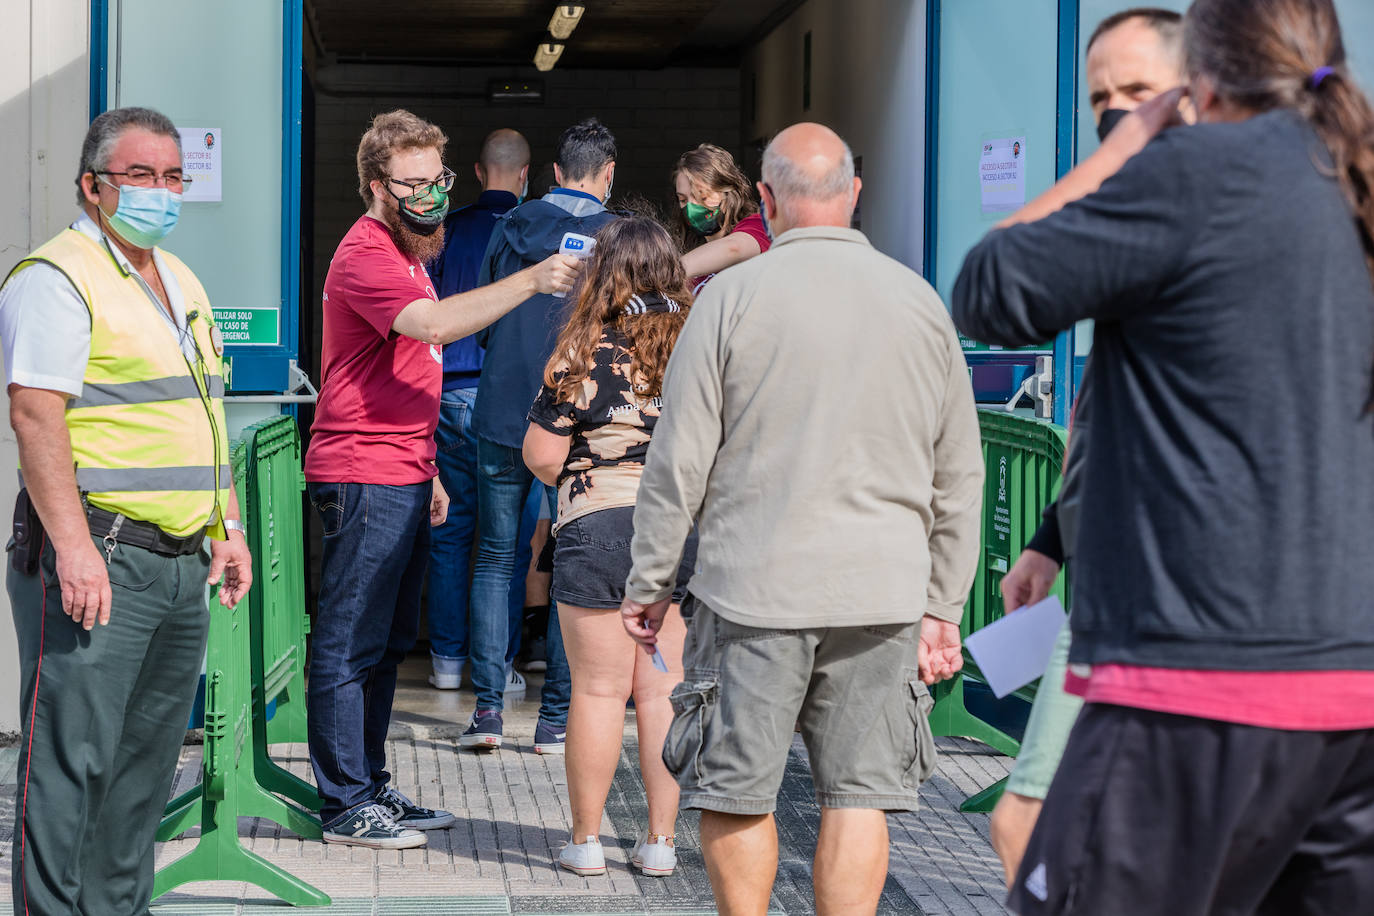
[0,107,252,916]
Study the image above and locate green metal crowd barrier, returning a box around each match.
[154,416,329,906]
[250,418,313,747]
[929,409,1070,812]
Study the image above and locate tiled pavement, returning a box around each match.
[0,654,1014,915]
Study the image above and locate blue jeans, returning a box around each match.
[428,387,538,666]
[472,437,570,726]
[307,480,430,821]
[427,389,479,662]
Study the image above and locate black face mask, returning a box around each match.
[398,207,445,236]
[1097,108,1131,142]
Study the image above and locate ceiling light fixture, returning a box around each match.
[547,4,586,41]
[533,42,565,72]
[488,79,545,103]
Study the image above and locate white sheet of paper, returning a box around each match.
[964,596,1067,698]
[979,135,1027,215]
[178,128,222,202]
[650,647,669,674]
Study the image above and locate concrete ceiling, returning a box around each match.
[307,0,801,68]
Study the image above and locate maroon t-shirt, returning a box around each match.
[689,213,772,293]
[306,216,442,484]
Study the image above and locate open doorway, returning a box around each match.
[298,0,806,386]
[296,0,805,606]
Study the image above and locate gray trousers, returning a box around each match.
[9,534,208,916]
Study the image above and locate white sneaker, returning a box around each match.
[505,665,527,697]
[632,832,676,877]
[429,655,464,690]
[558,835,606,876]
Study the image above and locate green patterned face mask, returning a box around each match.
[395,184,449,235]
[384,170,453,235]
[682,201,723,236]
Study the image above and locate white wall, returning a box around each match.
[741,0,927,272]
[0,0,90,734]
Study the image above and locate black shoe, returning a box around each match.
[375,785,456,830]
[521,636,548,673]
[322,802,427,849]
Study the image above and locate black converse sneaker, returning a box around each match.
[375,785,457,830]
[322,802,427,849]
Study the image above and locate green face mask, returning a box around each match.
[683,201,723,236]
[390,183,450,236]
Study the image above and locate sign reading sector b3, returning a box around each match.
[212,308,279,346]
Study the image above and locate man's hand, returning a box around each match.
[1000,548,1062,613]
[995,87,1187,229]
[208,530,253,609]
[530,253,582,297]
[621,595,672,655]
[56,537,112,630]
[917,616,964,685]
[1100,87,1187,166]
[430,476,450,527]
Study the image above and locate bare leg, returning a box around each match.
[699,810,777,916]
[990,791,1043,889]
[560,604,635,840]
[630,602,687,838]
[813,808,888,915]
[525,519,551,605]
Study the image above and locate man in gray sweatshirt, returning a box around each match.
[622,123,984,915]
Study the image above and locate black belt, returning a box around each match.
[86,505,207,557]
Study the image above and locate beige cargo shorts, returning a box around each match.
[662,594,938,815]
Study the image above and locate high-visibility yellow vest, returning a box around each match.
[6,228,231,538]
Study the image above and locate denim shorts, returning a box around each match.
[550,506,697,610]
[663,595,937,814]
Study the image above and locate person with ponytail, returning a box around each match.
[953,0,1374,911]
[672,143,772,292]
[523,216,698,880]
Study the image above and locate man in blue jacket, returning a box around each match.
[425,128,531,693]
[462,118,619,752]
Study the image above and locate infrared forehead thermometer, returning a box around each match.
[554,231,597,298]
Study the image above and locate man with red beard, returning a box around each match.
[305,109,579,848]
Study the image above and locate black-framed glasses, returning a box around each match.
[386,168,455,198]
[97,169,192,192]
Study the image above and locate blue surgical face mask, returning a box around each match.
[98,177,181,249]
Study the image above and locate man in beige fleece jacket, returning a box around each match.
[621,122,984,915]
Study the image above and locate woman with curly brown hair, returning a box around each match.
[673,143,772,292]
[523,215,698,879]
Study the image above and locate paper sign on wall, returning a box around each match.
[979,136,1026,214]
[178,128,222,202]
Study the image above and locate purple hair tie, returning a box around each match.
[1310,65,1335,88]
